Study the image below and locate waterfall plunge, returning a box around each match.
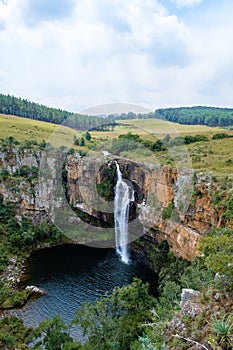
[114,162,134,264]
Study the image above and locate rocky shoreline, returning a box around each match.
[0,237,156,314]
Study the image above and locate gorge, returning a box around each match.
[0,146,227,260]
[0,143,232,349]
[10,244,157,332]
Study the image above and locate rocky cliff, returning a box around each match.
[0,147,227,259]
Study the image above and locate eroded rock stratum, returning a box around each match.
[0,148,228,259]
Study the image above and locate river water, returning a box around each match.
[12,244,157,337]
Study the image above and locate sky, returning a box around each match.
[0,0,233,113]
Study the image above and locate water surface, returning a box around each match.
[12,244,157,337]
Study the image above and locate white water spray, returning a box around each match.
[114,161,134,264]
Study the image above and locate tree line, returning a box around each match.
[0,94,116,131]
[113,106,233,127]
[1,93,233,128]
[154,106,233,127]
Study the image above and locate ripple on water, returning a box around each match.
[10,244,157,339]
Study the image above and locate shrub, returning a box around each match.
[73,278,155,350]
[85,131,91,141]
[199,228,233,290]
[161,200,174,220]
[212,133,230,140]
[79,137,85,146]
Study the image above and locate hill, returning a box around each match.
[115,106,233,127]
[0,114,82,144]
[92,118,233,176]
[154,106,233,127]
[0,93,115,131]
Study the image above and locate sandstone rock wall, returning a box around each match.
[0,148,225,259]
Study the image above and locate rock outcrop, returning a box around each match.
[25,285,47,295]
[0,148,227,259]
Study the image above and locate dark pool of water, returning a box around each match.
[11,244,157,338]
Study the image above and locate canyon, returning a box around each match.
[0,147,226,260]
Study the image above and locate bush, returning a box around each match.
[0,316,33,349]
[79,137,85,146]
[222,194,233,221]
[85,131,91,141]
[109,138,142,155]
[199,228,233,290]
[118,132,141,142]
[212,133,230,140]
[39,140,47,149]
[16,165,39,178]
[161,201,174,220]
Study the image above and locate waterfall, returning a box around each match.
[114,161,134,264]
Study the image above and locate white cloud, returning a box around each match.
[170,0,203,8]
[0,0,232,111]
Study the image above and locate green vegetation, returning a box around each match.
[0,196,62,309]
[0,226,232,349]
[134,229,233,349]
[0,114,82,143]
[210,314,233,350]
[90,118,233,175]
[0,93,115,130]
[85,131,91,141]
[0,98,232,348]
[4,94,232,129]
[1,112,233,176]
[154,106,233,127]
[212,132,232,140]
[118,106,233,127]
[73,278,155,350]
[96,165,116,200]
[109,106,233,127]
[161,200,175,220]
[32,315,82,349]
[199,228,233,290]
[0,316,33,349]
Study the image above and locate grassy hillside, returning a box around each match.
[0,114,81,144]
[1,114,233,176]
[0,93,114,130]
[91,119,233,176]
[119,118,226,136]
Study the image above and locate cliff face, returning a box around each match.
[0,148,226,259]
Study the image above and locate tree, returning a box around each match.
[33,315,82,350]
[0,316,33,349]
[73,278,155,349]
[79,137,85,146]
[85,131,91,141]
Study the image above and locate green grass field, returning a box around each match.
[0,114,84,149]
[119,118,226,136]
[91,118,227,141]
[0,114,232,177]
[92,119,233,177]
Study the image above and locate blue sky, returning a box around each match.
[0,0,232,112]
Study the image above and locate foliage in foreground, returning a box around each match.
[72,278,155,350]
[0,316,33,350]
[0,199,232,349]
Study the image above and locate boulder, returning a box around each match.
[180,288,201,308]
[25,285,47,295]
